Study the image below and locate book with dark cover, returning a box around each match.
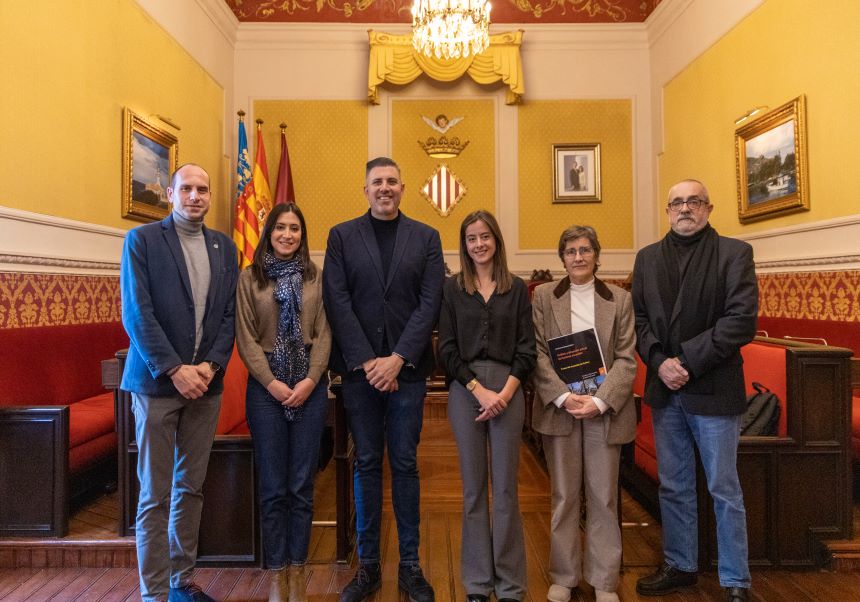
[547,328,607,395]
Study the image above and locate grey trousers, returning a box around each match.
[448,360,526,600]
[131,392,221,602]
[543,415,622,592]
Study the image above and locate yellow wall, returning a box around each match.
[0,0,225,231]
[661,0,860,236]
[253,100,368,252]
[518,100,633,249]
[392,99,495,250]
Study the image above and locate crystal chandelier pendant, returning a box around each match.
[411,0,492,60]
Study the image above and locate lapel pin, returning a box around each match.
[214,243,219,248]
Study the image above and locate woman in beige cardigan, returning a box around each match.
[531,225,637,602]
[236,203,331,602]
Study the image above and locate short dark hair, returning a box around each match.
[557,224,601,275]
[250,203,317,287]
[365,157,400,178]
[170,163,208,189]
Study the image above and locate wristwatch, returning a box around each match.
[208,361,221,374]
[466,378,479,392]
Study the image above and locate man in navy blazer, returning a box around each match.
[121,163,238,602]
[324,157,444,602]
[632,179,757,602]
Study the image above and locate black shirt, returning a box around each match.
[369,211,400,281]
[437,275,537,386]
[369,211,401,355]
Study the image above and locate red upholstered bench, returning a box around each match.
[631,340,790,484]
[623,337,853,568]
[851,359,860,462]
[739,341,788,437]
[853,394,860,460]
[757,316,860,462]
[215,349,250,436]
[0,322,129,537]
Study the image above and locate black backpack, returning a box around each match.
[740,382,781,436]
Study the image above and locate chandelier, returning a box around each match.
[411,0,492,60]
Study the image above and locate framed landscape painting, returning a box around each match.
[122,108,178,222]
[553,143,601,203]
[735,95,808,223]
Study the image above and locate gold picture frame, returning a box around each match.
[122,108,178,222]
[553,143,601,203]
[735,95,808,223]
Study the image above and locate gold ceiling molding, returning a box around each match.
[367,30,524,105]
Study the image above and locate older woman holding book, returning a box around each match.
[531,225,637,602]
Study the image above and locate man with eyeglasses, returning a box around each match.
[632,179,758,602]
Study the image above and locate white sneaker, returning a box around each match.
[595,590,619,602]
[547,584,571,602]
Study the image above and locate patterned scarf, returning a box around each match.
[263,252,308,422]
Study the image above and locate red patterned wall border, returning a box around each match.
[758,271,860,322]
[0,273,121,329]
[1,270,855,329]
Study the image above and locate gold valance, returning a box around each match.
[367,29,524,105]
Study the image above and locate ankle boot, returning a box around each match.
[268,567,288,602]
[289,564,307,602]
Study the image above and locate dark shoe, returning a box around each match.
[466,596,488,602]
[340,563,381,602]
[168,583,215,602]
[636,563,697,596]
[398,563,435,602]
[725,587,749,602]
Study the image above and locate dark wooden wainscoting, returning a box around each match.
[0,407,69,537]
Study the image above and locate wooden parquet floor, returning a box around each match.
[3,419,860,600]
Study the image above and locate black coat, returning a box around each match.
[632,233,758,415]
[322,211,445,381]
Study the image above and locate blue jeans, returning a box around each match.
[342,377,426,564]
[652,394,750,588]
[246,375,329,568]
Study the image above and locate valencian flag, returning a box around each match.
[232,112,260,268]
[274,123,296,205]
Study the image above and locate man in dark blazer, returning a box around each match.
[324,157,444,602]
[120,163,238,602]
[632,179,757,602]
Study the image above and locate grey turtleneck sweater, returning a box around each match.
[173,211,211,358]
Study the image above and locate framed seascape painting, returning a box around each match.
[735,95,808,223]
[553,143,601,203]
[122,108,178,222]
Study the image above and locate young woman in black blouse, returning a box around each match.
[437,210,537,602]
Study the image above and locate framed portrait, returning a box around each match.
[553,143,601,203]
[735,95,808,223]
[122,108,178,222]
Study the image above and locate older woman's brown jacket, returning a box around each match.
[531,277,637,444]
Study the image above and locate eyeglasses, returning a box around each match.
[667,197,708,212]
[563,246,594,258]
